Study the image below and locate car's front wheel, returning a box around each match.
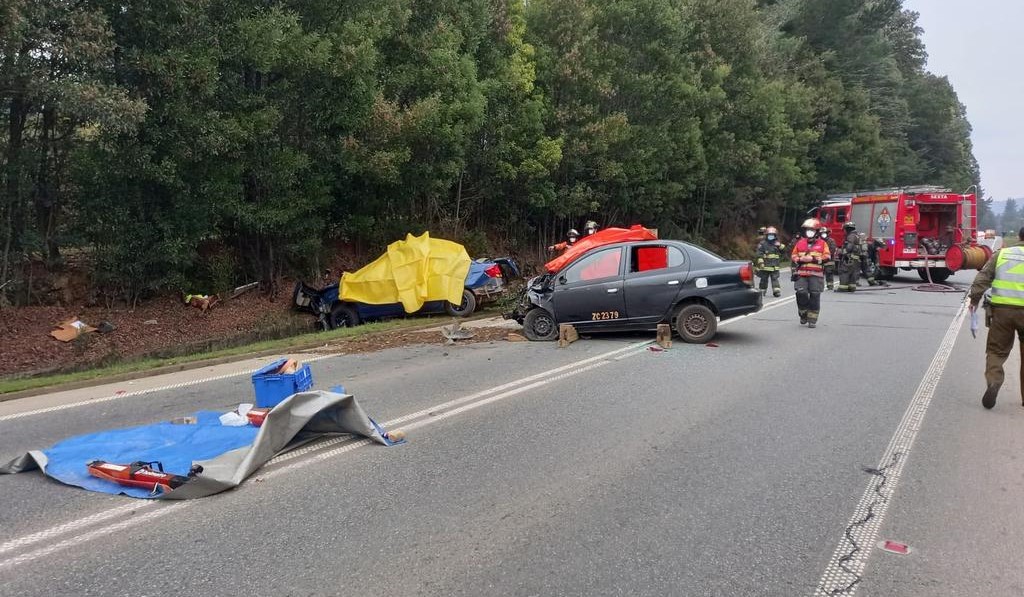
[329,303,361,329]
[444,289,478,317]
[523,308,558,342]
[675,303,718,344]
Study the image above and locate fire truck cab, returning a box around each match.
[810,186,992,283]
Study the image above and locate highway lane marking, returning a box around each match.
[0,340,652,569]
[0,354,337,422]
[0,295,791,570]
[0,504,186,572]
[812,302,967,596]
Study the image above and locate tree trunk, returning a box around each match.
[2,90,28,298]
[34,105,61,267]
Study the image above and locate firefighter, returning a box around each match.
[791,218,830,328]
[548,229,580,253]
[755,226,785,297]
[865,238,889,286]
[584,220,599,236]
[835,222,866,292]
[968,227,1024,409]
[820,226,838,290]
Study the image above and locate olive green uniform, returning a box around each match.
[969,244,1024,408]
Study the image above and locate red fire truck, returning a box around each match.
[810,186,992,283]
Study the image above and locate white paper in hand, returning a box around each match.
[970,310,979,339]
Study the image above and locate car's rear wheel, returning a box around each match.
[675,303,717,344]
[444,289,477,317]
[523,308,558,342]
[329,303,361,329]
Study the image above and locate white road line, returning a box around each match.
[0,340,650,566]
[0,502,155,557]
[0,354,336,422]
[812,303,967,596]
[0,295,786,569]
[0,504,187,572]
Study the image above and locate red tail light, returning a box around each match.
[739,263,753,285]
[484,264,502,278]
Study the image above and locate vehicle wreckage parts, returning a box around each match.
[523,308,559,342]
[675,303,718,344]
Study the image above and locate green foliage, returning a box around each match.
[0,0,983,302]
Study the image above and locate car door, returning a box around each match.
[550,246,626,327]
[623,244,689,324]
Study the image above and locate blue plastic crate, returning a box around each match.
[251,359,313,408]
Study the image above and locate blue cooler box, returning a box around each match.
[251,359,313,408]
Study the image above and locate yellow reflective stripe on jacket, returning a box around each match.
[992,246,1024,306]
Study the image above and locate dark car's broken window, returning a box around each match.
[629,245,686,273]
[564,247,623,283]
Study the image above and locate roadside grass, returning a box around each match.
[0,315,465,396]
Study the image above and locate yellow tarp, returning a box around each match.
[340,232,472,313]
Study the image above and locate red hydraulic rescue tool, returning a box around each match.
[86,460,203,493]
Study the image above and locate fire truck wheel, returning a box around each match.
[675,303,718,344]
[917,267,951,283]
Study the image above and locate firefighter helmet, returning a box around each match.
[801,218,821,230]
[766,226,778,235]
[843,221,856,231]
[567,228,580,241]
[758,226,767,235]
[584,220,599,235]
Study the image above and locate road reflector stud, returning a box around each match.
[878,540,911,555]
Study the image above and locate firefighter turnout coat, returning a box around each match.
[791,238,830,277]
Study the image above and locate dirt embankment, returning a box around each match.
[1,293,302,377]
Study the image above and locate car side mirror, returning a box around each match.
[558,275,567,285]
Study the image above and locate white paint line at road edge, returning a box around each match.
[0,355,337,423]
[812,303,967,596]
[0,294,793,570]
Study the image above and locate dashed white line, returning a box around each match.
[812,303,967,596]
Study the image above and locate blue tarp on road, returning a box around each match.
[1,391,402,500]
[42,411,258,498]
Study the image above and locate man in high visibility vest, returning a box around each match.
[969,227,1024,409]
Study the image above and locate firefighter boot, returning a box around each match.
[799,310,808,325]
[807,312,819,328]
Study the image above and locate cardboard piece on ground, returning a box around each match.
[558,324,579,348]
[50,318,98,342]
[507,332,527,342]
[656,324,673,349]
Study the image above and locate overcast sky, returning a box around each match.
[904,0,1023,200]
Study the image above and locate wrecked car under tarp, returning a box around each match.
[340,232,472,313]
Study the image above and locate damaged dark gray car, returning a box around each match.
[505,240,761,343]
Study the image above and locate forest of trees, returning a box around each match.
[0,0,981,306]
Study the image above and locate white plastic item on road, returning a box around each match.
[218,412,248,427]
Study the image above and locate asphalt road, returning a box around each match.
[2,270,1023,596]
